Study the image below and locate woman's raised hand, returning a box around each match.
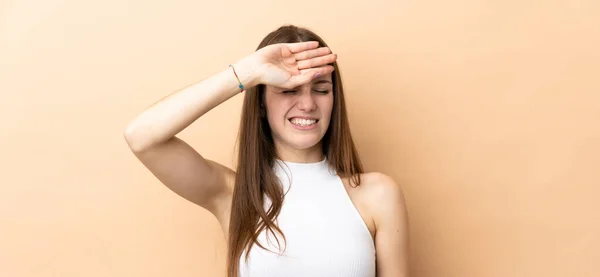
[252,41,337,89]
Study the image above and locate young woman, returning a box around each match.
[124,25,408,277]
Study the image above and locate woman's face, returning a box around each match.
[263,74,334,153]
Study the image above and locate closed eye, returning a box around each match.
[281,89,330,94]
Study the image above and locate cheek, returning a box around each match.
[265,105,288,129]
[265,96,296,118]
[318,97,334,118]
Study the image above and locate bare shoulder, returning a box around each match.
[341,172,407,237]
[344,172,404,199]
[359,172,410,276]
[357,172,407,231]
[359,172,404,199]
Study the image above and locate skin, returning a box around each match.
[264,74,410,277]
[264,74,334,163]
[124,40,408,277]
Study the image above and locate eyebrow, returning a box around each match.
[313,80,332,85]
[282,80,333,91]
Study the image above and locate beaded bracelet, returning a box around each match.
[229,64,244,93]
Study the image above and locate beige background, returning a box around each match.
[1,0,599,276]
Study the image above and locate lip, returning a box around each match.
[288,116,319,120]
[288,118,319,130]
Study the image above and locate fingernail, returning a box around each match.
[314,73,321,78]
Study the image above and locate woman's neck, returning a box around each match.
[274,142,324,163]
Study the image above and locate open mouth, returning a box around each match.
[289,118,319,127]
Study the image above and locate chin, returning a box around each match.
[285,136,323,150]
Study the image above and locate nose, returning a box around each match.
[296,89,317,112]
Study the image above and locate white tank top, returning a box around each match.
[239,157,376,277]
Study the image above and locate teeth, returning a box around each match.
[290,118,317,126]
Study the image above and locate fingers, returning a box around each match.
[309,65,335,77]
[284,65,335,89]
[294,47,331,61]
[287,41,319,53]
[297,53,337,70]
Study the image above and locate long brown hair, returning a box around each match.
[227,25,364,277]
